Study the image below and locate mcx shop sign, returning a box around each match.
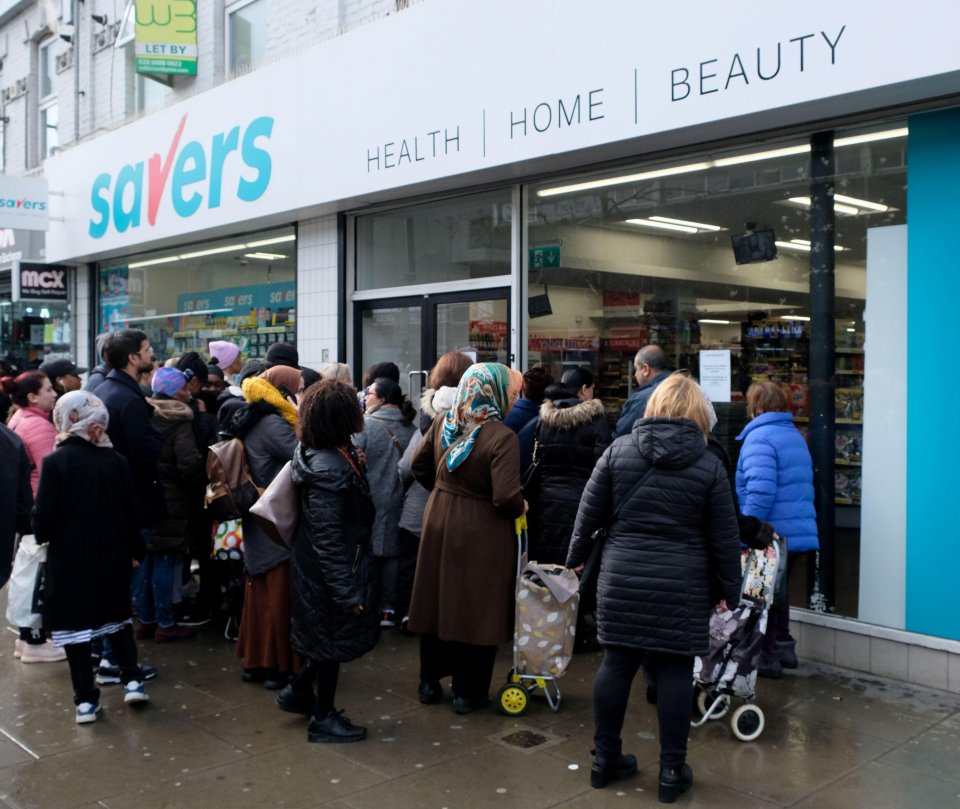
[89,113,275,239]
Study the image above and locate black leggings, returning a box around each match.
[64,624,140,706]
[593,646,693,768]
[419,633,497,700]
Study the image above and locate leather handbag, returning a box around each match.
[249,461,300,548]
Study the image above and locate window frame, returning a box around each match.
[38,37,59,160]
[225,0,268,74]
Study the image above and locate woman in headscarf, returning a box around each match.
[231,364,302,688]
[34,391,152,724]
[409,362,526,714]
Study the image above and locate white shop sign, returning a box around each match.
[45,0,960,261]
[0,176,49,232]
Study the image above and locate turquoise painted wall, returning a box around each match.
[906,109,960,640]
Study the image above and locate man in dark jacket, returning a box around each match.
[613,344,670,437]
[84,333,113,394]
[96,329,164,529]
[0,423,33,587]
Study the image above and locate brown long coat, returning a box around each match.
[408,417,525,646]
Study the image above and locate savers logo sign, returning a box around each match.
[89,113,274,239]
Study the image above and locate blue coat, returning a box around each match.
[613,372,670,437]
[735,412,818,553]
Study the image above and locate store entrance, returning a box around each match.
[355,289,510,402]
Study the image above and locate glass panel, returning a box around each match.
[39,43,56,98]
[40,104,59,159]
[436,298,508,366]
[96,226,296,363]
[526,122,908,618]
[229,0,268,72]
[356,189,512,290]
[360,305,423,402]
[0,299,72,372]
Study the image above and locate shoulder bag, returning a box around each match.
[579,462,656,610]
[249,461,300,549]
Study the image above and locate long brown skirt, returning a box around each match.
[236,563,300,674]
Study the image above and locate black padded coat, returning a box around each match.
[288,445,381,663]
[565,418,741,656]
[526,397,611,564]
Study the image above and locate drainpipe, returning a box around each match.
[808,131,836,611]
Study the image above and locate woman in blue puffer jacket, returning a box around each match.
[736,381,818,678]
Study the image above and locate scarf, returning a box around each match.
[440,363,521,471]
[52,390,113,448]
[241,375,299,429]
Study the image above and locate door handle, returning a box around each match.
[408,370,427,403]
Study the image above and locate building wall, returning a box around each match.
[296,214,339,369]
[0,0,422,174]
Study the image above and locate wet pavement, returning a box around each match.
[2,622,960,809]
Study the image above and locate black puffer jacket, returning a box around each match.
[566,418,741,656]
[289,445,381,663]
[529,397,611,564]
[148,398,205,553]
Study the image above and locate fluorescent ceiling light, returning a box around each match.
[787,196,860,216]
[781,315,810,321]
[536,128,907,198]
[179,243,248,259]
[128,256,180,268]
[713,144,810,167]
[833,194,889,212]
[625,218,698,234]
[776,239,847,252]
[698,319,731,325]
[835,127,908,147]
[649,215,722,232]
[846,328,856,332]
[244,252,287,260]
[246,234,296,247]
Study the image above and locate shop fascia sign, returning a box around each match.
[0,176,49,232]
[87,112,274,240]
[12,261,69,303]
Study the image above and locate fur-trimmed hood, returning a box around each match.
[420,386,457,420]
[147,397,195,421]
[539,397,605,430]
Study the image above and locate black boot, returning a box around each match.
[590,752,638,788]
[757,651,783,679]
[777,640,799,669]
[658,762,693,804]
[418,680,442,704]
[306,710,367,743]
[276,684,313,716]
[452,695,490,715]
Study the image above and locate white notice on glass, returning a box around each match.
[699,350,731,403]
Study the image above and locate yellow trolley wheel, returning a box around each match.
[498,684,529,716]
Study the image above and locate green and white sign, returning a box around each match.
[135,0,198,76]
[529,244,561,270]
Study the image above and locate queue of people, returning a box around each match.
[2,338,818,804]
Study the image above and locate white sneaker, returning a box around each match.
[76,702,102,724]
[14,639,24,658]
[20,641,67,663]
[123,680,150,704]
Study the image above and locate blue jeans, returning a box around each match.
[135,551,178,629]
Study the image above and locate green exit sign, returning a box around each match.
[529,244,561,270]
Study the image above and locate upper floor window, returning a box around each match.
[227,0,267,73]
[39,38,59,160]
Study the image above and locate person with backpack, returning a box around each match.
[353,377,417,628]
[229,365,301,689]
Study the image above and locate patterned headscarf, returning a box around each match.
[52,390,113,448]
[441,363,520,471]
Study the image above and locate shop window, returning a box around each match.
[96,226,296,363]
[525,123,908,620]
[356,189,513,290]
[228,0,268,73]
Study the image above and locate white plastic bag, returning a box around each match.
[4,535,47,629]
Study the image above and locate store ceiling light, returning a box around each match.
[787,196,861,215]
[128,256,181,268]
[775,239,847,252]
[698,319,731,324]
[781,315,811,321]
[833,194,890,212]
[244,252,287,260]
[180,243,248,259]
[536,128,907,198]
[649,215,723,232]
[246,234,296,248]
[625,218,698,234]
